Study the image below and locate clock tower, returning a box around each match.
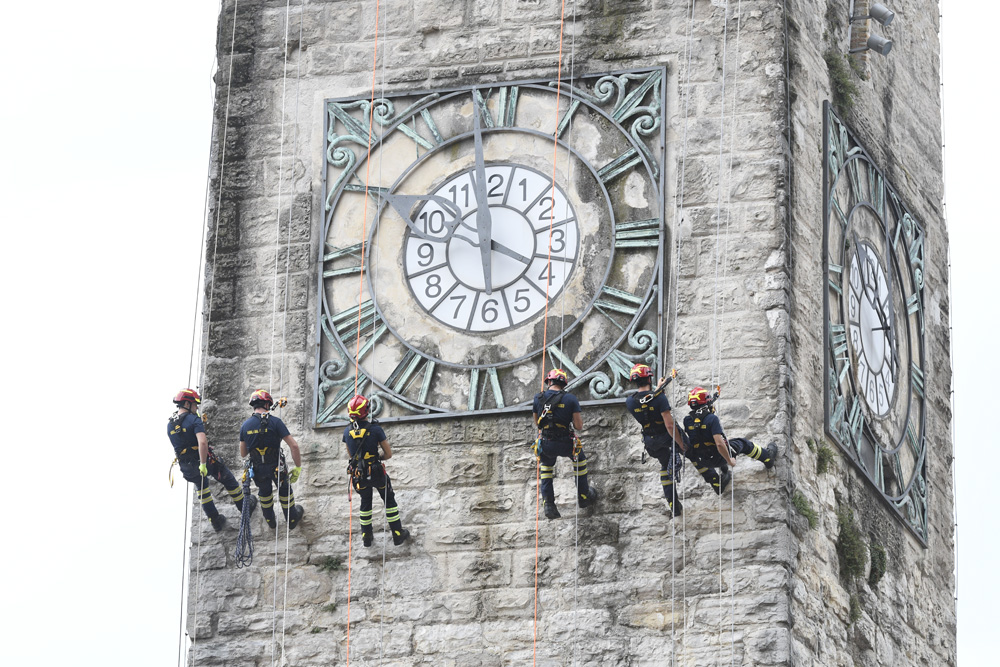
[187,1,956,665]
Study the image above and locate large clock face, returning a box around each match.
[317,70,667,424]
[823,102,928,543]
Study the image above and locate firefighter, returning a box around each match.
[624,364,689,517]
[682,386,777,495]
[167,388,255,531]
[239,389,304,530]
[343,395,410,547]
[532,368,596,520]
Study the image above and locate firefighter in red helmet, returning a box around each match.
[167,388,256,531]
[239,389,305,530]
[531,368,596,520]
[624,364,690,518]
[343,395,410,547]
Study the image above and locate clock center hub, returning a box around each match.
[447,207,537,291]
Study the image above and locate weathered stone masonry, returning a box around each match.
[187,1,954,665]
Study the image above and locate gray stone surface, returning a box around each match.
[186,0,954,664]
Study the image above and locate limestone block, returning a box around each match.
[412,622,483,654]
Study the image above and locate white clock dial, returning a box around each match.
[847,241,897,417]
[403,164,579,332]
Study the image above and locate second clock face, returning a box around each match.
[847,240,897,416]
[402,164,579,332]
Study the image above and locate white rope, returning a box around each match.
[670,0,699,661]
[264,3,294,665]
[376,1,390,662]
[176,473,192,667]
[185,2,241,664]
[718,3,744,663]
[278,3,307,661]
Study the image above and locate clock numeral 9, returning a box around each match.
[417,243,435,267]
[481,299,499,324]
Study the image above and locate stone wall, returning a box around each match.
[785,1,955,665]
[185,0,953,665]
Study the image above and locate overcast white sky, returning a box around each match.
[0,1,991,664]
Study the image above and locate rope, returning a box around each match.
[533,3,569,664]
[670,0,699,661]
[348,2,384,662]
[176,474,192,667]
[718,3,744,661]
[182,2,242,664]
[234,465,255,568]
[192,475,206,663]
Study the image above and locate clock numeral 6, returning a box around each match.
[482,298,500,324]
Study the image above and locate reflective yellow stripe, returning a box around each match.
[200,495,214,504]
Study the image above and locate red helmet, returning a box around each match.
[688,386,711,408]
[630,364,653,381]
[249,389,274,408]
[173,388,201,406]
[545,368,569,386]
[347,394,369,419]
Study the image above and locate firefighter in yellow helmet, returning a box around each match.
[682,386,777,495]
[343,395,410,547]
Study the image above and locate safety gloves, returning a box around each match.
[289,466,302,484]
[199,463,209,477]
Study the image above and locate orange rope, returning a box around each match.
[347,1,382,663]
[534,1,568,663]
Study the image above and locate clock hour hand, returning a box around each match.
[489,239,531,265]
[472,91,493,294]
[849,230,875,303]
[381,192,462,243]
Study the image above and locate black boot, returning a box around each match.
[262,508,277,530]
[543,499,561,520]
[668,496,683,518]
[578,487,598,509]
[288,504,305,530]
[236,495,258,516]
[391,527,410,546]
[718,467,732,494]
[762,442,778,469]
[362,525,374,548]
[210,514,228,532]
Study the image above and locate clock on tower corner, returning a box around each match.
[315,69,669,425]
[822,101,928,544]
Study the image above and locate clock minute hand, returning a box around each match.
[472,93,493,295]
